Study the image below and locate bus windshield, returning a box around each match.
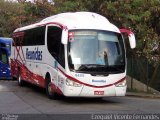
[68,30,125,74]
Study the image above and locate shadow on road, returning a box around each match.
[22,81,122,105]
[1,80,123,105]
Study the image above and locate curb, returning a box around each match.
[126,92,160,99]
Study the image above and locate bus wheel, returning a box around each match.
[17,70,24,86]
[46,78,57,99]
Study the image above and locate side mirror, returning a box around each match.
[120,29,136,49]
[61,29,68,44]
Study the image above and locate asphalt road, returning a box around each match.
[0,80,160,120]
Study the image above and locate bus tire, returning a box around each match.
[46,77,58,100]
[17,70,24,86]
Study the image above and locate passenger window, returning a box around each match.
[0,49,8,64]
[0,43,5,47]
[23,26,45,46]
[13,37,21,46]
[47,26,65,68]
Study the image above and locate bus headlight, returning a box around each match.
[66,79,82,87]
[115,79,126,87]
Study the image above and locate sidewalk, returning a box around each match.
[126,92,160,99]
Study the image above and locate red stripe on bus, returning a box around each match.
[51,83,63,95]
[120,29,133,37]
[58,68,126,88]
[11,59,64,94]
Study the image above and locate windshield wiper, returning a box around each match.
[78,65,89,71]
[109,66,124,73]
[77,64,124,73]
[78,64,107,70]
[86,64,106,68]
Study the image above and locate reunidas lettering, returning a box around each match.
[26,48,42,60]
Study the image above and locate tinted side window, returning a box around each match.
[35,26,45,45]
[13,37,21,46]
[0,43,5,47]
[23,29,33,46]
[23,26,45,46]
[47,26,65,68]
[0,49,8,64]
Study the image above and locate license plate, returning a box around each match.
[94,91,104,95]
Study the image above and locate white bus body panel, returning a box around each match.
[11,12,128,97]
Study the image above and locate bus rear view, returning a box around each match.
[0,37,12,80]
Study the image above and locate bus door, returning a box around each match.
[47,25,64,88]
[0,48,11,79]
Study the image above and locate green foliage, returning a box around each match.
[23,1,55,24]
[53,0,89,13]
[0,0,24,36]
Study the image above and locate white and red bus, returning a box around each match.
[11,12,136,99]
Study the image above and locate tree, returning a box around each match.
[0,0,24,36]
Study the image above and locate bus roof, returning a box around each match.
[14,12,120,33]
